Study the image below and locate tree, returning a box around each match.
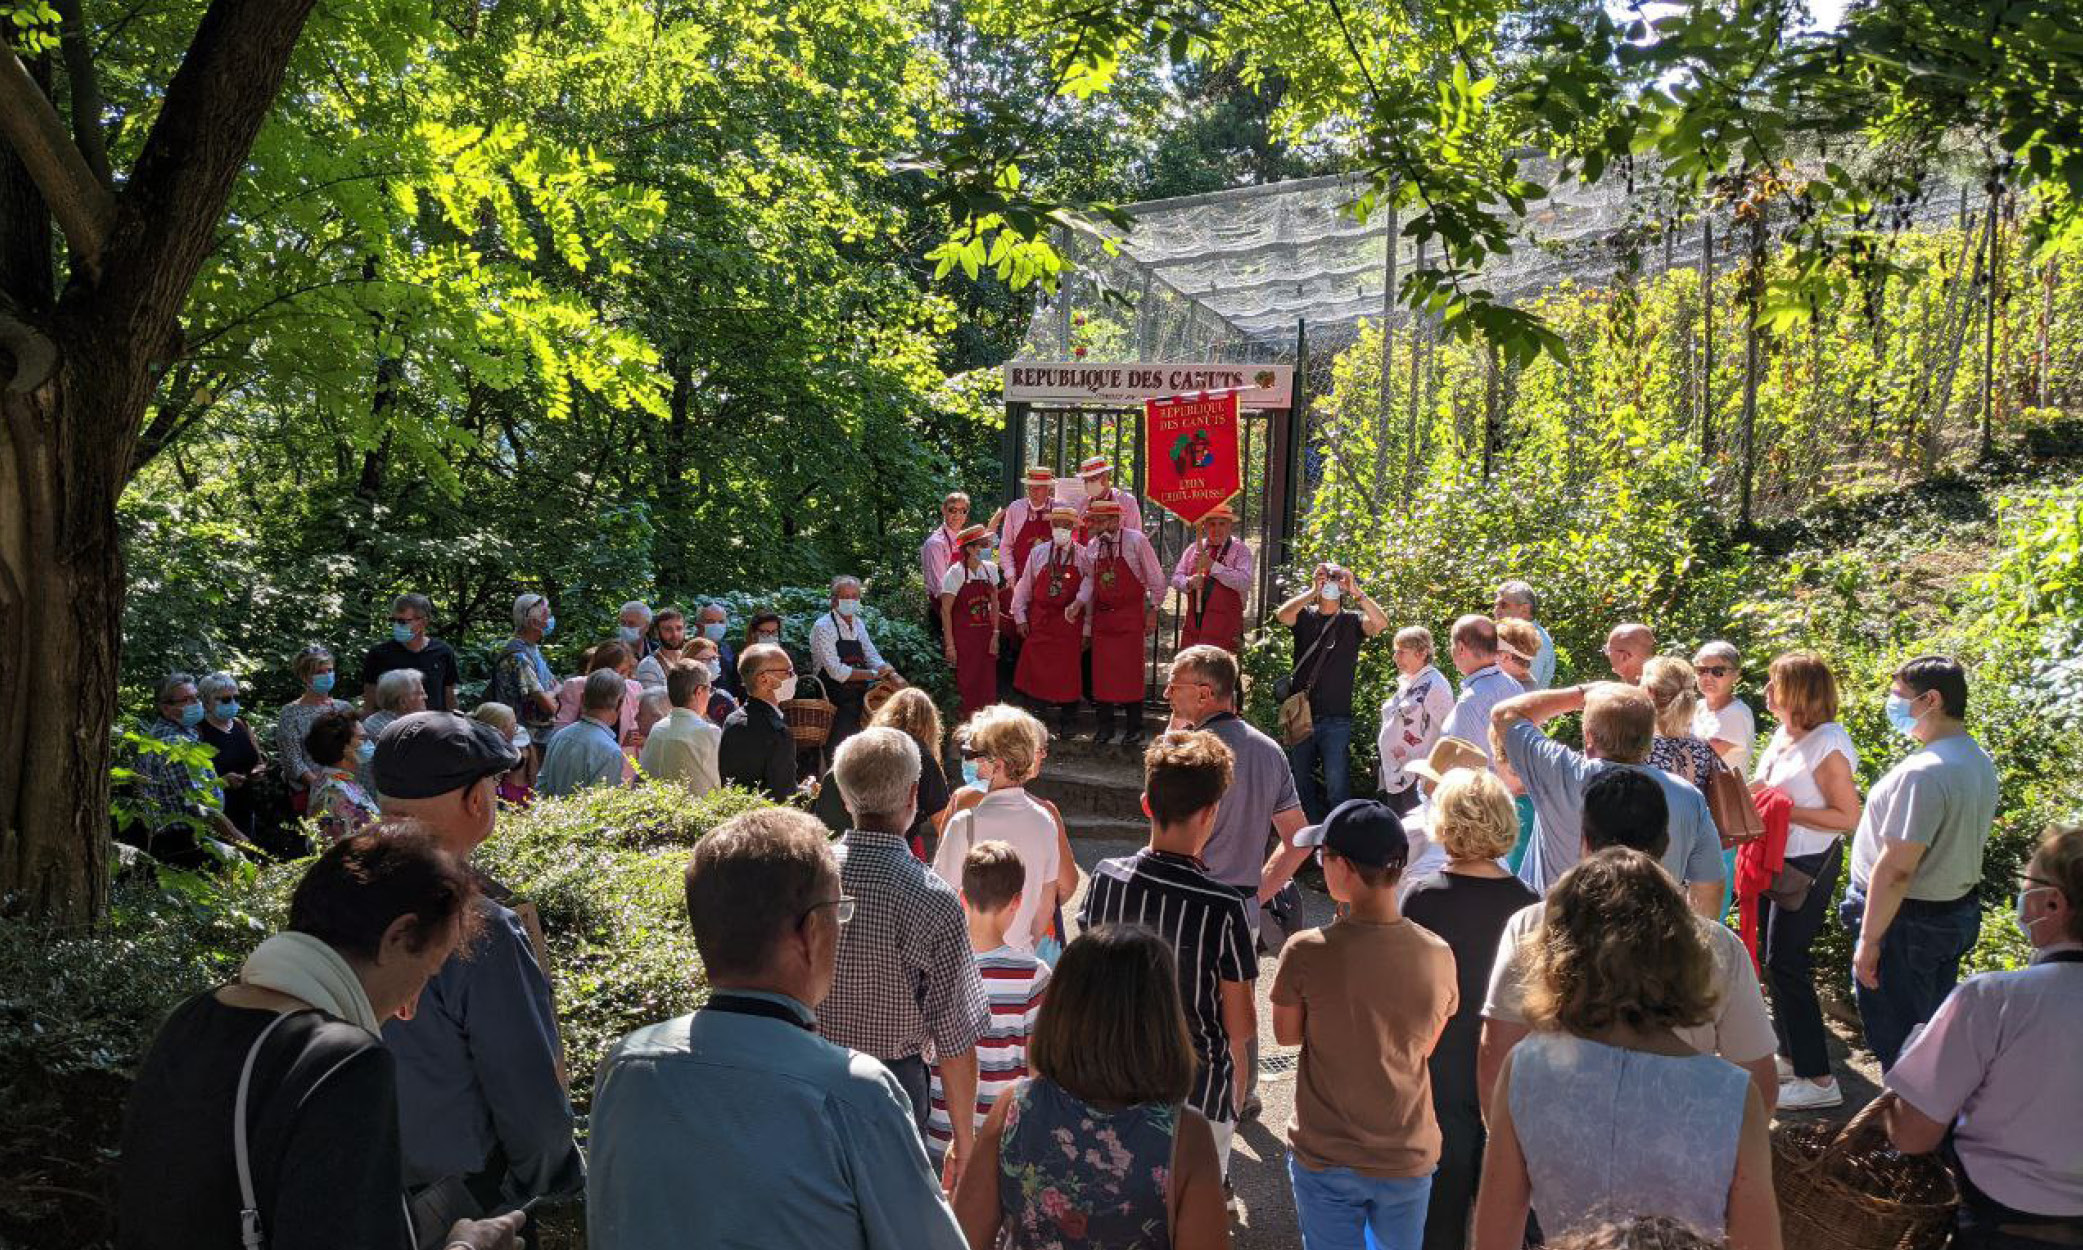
[1,0,328,922]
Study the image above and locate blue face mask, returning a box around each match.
[310,672,336,695]
[178,701,206,728]
[215,700,240,721]
[701,622,727,641]
[356,739,377,764]
[618,625,643,644]
[392,622,416,644]
[1884,692,1921,738]
[960,759,988,791]
[543,615,557,638]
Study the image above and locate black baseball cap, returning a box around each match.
[1293,798,1409,870]
[373,711,521,800]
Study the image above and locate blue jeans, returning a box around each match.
[1287,714,1353,823]
[1838,886,1981,1070]
[1289,1156,1433,1250]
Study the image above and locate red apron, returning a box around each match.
[1001,509,1052,641]
[1180,539,1246,654]
[1089,539,1147,704]
[952,571,998,715]
[1015,546,1084,704]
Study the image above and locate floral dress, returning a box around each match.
[998,1077,1179,1250]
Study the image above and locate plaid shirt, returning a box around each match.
[821,830,989,1063]
[135,716,221,824]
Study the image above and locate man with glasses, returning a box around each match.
[588,807,965,1249]
[920,491,972,647]
[360,592,461,711]
[126,671,240,865]
[1491,580,1555,689]
[1602,622,1657,685]
[819,728,990,1185]
[718,642,802,800]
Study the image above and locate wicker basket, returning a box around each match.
[1774,1098,1957,1250]
[781,676,839,749]
[862,679,902,719]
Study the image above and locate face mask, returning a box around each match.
[178,701,206,728]
[960,759,989,791]
[835,599,859,619]
[1884,692,1922,738]
[1082,478,1104,499]
[1322,583,1344,602]
[618,625,643,644]
[1052,525,1074,546]
[215,700,240,721]
[701,621,726,641]
[756,631,780,645]
[356,739,377,764]
[310,672,336,695]
[2016,886,2056,945]
[392,622,416,644]
[542,615,557,637]
[705,659,723,681]
[773,675,799,703]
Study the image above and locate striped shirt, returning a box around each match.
[1079,848,1259,1124]
[925,946,1050,1161]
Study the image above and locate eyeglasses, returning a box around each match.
[1696,664,1732,677]
[764,666,796,680]
[958,746,993,761]
[391,615,421,626]
[800,896,856,926]
[2021,874,2060,892]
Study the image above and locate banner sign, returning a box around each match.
[1144,391,1242,524]
[1005,362,1293,408]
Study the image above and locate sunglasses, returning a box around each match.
[1696,664,1732,677]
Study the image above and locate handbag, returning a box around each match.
[1706,753,1765,849]
[1275,624,1334,747]
[1765,859,1818,911]
[231,1011,301,1250]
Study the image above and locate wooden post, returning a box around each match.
[1370,186,1400,507]
[1700,216,1716,461]
[1980,183,2001,459]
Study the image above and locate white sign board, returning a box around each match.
[1004,362,1294,409]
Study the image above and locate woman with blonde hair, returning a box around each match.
[1750,651,1861,1111]
[1404,769,1541,1250]
[1643,656,1730,919]
[811,685,950,859]
[934,704,1081,960]
[277,643,354,810]
[1473,850,1778,1250]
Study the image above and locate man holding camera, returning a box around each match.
[1273,564,1390,822]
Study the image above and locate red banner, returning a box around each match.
[1144,391,1241,524]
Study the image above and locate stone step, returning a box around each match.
[1061,815,1149,842]
[1028,756,1145,823]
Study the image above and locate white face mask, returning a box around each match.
[1051,525,1074,546]
[835,598,859,619]
[773,675,799,703]
[1322,582,1344,602]
[1082,478,1104,499]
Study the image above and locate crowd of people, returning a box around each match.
[113,475,2080,1250]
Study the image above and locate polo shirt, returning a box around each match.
[1195,711,1302,891]
[535,717,623,798]
[1506,722,1723,895]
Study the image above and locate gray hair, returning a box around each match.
[291,644,334,683]
[582,667,627,714]
[1393,626,1435,658]
[392,592,433,621]
[374,667,426,712]
[619,600,653,623]
[197,671,239,703]
[513,593,550,631]
[156,672,199,704]
[834,727,922,824]
[698,601,729,622]
[1694,639,1741,670]
[1497,580,1538,613]
[830,575,862,597]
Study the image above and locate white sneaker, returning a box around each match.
[1774,1054,1795,1081]
[1778,1076,1843,1111]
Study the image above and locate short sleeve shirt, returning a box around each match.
[1849,733,1999,901]
[1753,722,1858,858]
[1481,901,1776,1065]
[1195,712,1303,890]
[359,638,462,705]
[1507,723,1724,894]
[1291,610,1365,719]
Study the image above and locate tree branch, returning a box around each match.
[53,0,114,188]
[0,46,113,269]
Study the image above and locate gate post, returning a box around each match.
[1002,402,1029,503]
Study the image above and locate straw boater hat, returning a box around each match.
[954,524,992,548]
[1201,503,1237,523]
[1078,456,1112,478]
[1405,736,1490,786]
[1086,500,1123,518]
[1024,465,1055,487]
[1048,504,1079,525]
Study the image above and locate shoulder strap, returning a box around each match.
[235,1010,303,1250]
[1289,619,1333,692]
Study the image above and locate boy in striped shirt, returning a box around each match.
[928,841,1050,1174]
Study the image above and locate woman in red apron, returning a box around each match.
[1015,504,1085,735]
[1079,499,1154,745]
[1179,504,1248,654]
[941,524,1001,716]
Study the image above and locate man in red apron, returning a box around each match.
[994,465,1057,684]
[1013,504,1086,737]
[939,523,1001,716]
[1068,500,1163,745]
[1072,455,1143,539]
[918,491,970,646]
[1170,503,1253,654]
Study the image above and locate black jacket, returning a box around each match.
[719,698,795,799]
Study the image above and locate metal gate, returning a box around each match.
[1004,402,1301,700]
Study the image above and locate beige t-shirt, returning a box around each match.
[1480,902,1776,1064]
[1271,917,1458,1177]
